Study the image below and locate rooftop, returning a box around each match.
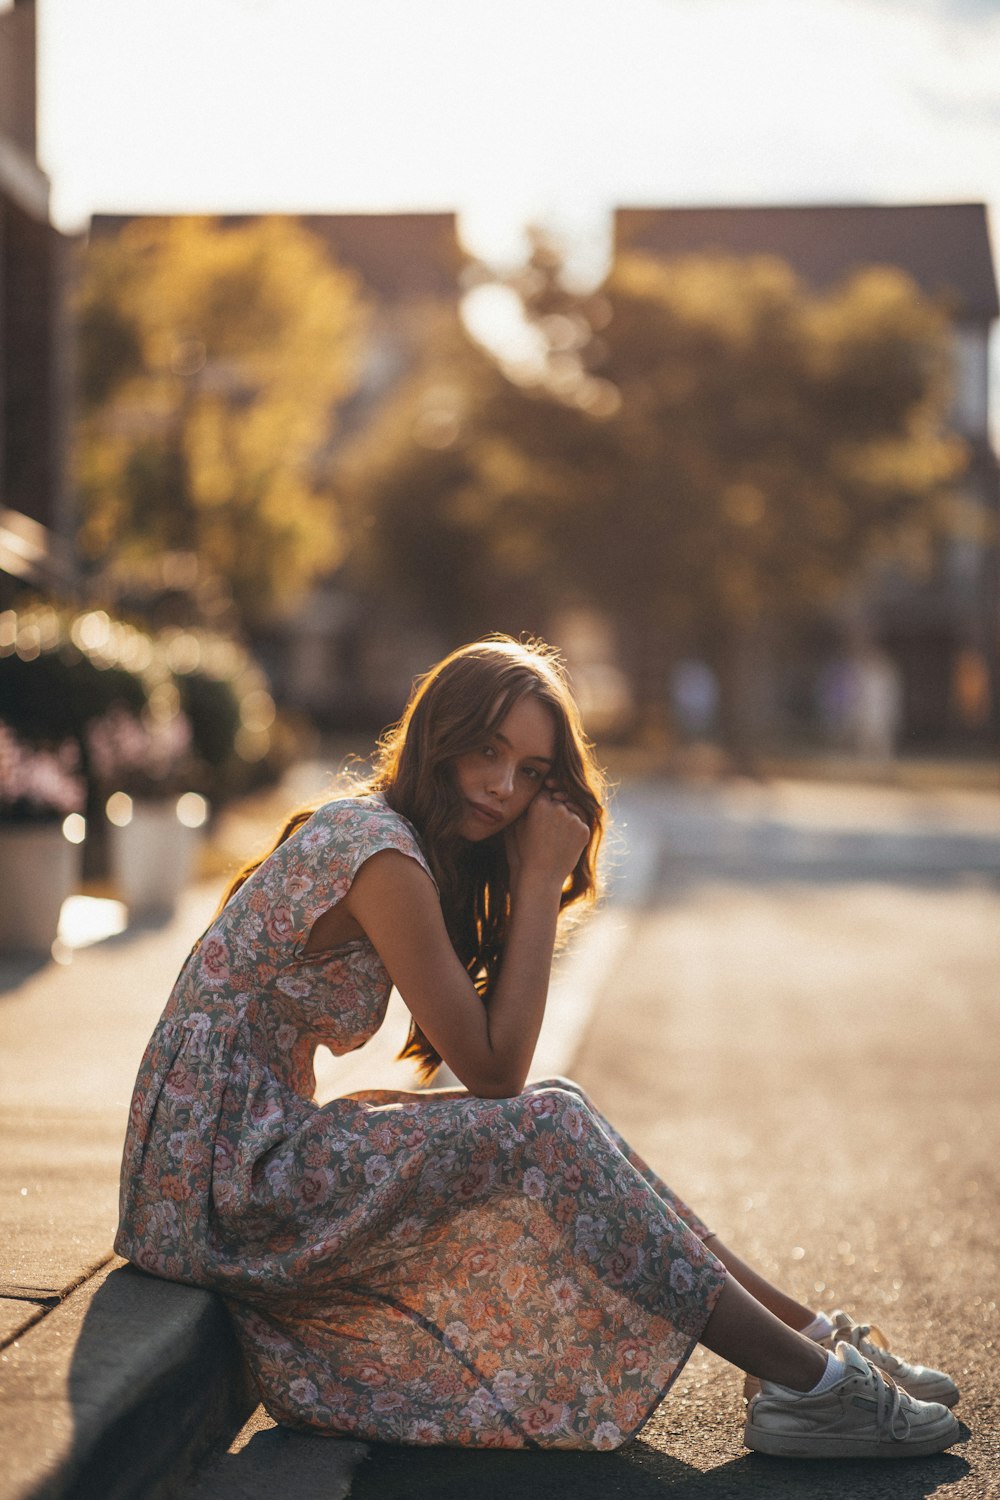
[616,203,999,322]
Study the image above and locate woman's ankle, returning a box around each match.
[700,1276,829,1389]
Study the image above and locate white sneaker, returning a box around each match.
[819,1309,960,1408]
[744,1342,960,1459]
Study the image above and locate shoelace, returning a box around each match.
[838,1320,905,1376]
[865,1361,912,1442]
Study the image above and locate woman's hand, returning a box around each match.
[506,780,589,891]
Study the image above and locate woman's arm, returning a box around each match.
[345,793,588,1097]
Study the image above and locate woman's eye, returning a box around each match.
[522,767,540,780]
[481,745,496,759]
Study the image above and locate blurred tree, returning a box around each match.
[76,216,367,626]
[344,241,964,750]
[520,244,966,747]
[339,304,585,642]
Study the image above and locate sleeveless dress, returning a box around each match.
[116,795,726,1450]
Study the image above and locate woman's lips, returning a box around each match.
[468,801,504,826]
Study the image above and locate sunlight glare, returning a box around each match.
[461,283,548,371]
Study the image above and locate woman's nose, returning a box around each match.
[487,762,515,799]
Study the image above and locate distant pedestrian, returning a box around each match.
[670,657,719,740]
[848,646,904,761]
[117,635,959,1458]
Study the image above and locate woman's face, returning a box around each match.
[452,694,557,841]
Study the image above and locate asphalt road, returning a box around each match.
[185,777,1000,1500]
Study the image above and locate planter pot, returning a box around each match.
[0,821,81,954]
[108,797,204,917]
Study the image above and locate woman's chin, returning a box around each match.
[461,828,498,845]
[458,818,503,844]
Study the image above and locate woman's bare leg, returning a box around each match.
[700,1274,828,1391]
[703,1234,818,1331]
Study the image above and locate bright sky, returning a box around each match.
[32,0,1000,281]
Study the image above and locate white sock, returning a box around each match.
[765,1348,844,1399]
[798,1312,835,1342]
[804,1349,844,1395]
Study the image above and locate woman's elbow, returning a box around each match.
[474,1083,523,1100]
[459,1064,528,1099]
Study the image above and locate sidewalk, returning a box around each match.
[0,771,651,1500]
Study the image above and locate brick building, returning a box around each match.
[0,0,74,597]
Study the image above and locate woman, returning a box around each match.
[117,636,960,1458]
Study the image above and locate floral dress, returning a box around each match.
[116,795,726,1450]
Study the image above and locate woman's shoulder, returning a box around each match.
[303,793,428,863]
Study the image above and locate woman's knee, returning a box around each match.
[526,1075,590,1105]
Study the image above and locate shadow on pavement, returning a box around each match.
[0,951,51,995]
[214,1428,970,1500]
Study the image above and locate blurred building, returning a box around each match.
[298,212,464,445]
[88,211,462,436]
[275,212,462,723]
[0,0,75,599]
[289,213,463,722]
[616,204,999,749]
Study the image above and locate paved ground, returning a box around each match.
[2,770,996,1497]
[184,776,1000,1499]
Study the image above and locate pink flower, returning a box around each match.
[182,1012,212,1054]
[0,721,84,819]
[407,1419,443,1443]
[548,1276,580,1311]
[462,1246,498,1276]
[603,1244,640,1284]
[300,823,330,851]
[562,1105,586,1140]
[298,1169,330,1205]
[593,1421,623,1450]
[617,1336,651,1372]
[164,1062,198,1101]
[493,1369,532,1402]
[389,1213,424,1243]
[266,905,295,942]
[213,1137,235,1171]
[669,1258,696,1295]
[136,1245,168,1275]
[444,1321,469,1350]
[364,1154,391,1186]
[528,1093,559,1118]
[288,1377,319,1406]
[521,1401,568,1436]
[456,1164,491,1200]
[250,1090,282,1125]
[199,936,230,986]
[213,1178,238,1210]
[522,1167,547,1199]
[264,1157,293,1195]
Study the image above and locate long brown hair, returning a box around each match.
[221,635,607,1080]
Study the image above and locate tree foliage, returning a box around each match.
[343,243,965,724]
[76,216,367,625]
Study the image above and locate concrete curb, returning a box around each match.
[0,1259,256,1500]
